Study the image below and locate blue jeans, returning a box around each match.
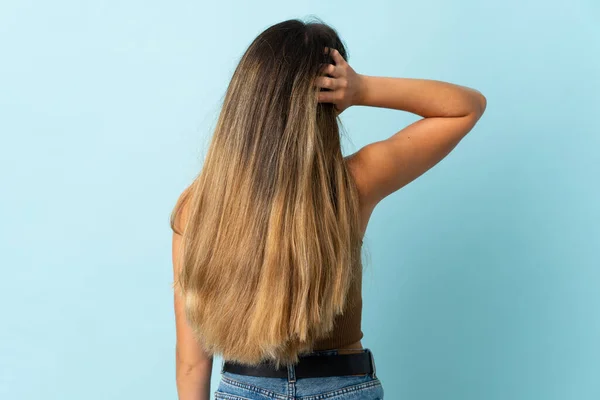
[214,348,384,399]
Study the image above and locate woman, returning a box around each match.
[170,18,486,400]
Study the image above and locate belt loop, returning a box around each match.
[368,349,377,379]
[287,363,296,383]
[221,358,225,374]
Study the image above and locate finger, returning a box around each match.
[319,63,339,77]
[329,48,346,66]
[323,47,342,65]
[314,76,337,90]
[317,90,336,103]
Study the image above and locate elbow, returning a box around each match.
[475,92,487,117]
[465,92,486,123]
[463,92,486,132]
[176,358,213,381]
[461,90,486,122]
[175,351,214,377]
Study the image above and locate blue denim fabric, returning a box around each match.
[214,348,383,399]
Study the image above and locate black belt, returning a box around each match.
[222,349,376,379]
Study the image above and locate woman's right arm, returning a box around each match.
[317,48,486,209]
[350,75,486,208]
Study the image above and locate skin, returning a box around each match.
[173,47,486,398]
[172,222,214,400]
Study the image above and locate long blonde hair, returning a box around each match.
[170,18,363,368]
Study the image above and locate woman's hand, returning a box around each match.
[315,47,365,115]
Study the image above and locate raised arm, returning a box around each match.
[350,75,486,207]
[317,48,486,210]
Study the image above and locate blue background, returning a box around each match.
[1,1,598,399]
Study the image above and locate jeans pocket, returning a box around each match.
[217,374,288,400]
[214,391,254,400]
[297,375,383,400]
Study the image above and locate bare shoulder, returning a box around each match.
[344,151,378,234]
[344,112,481,214]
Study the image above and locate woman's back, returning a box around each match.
[304,52,489,353]
[172,18,486,399]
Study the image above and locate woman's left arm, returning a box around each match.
[172,211,214,400]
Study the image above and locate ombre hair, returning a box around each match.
[170,17,363,368]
